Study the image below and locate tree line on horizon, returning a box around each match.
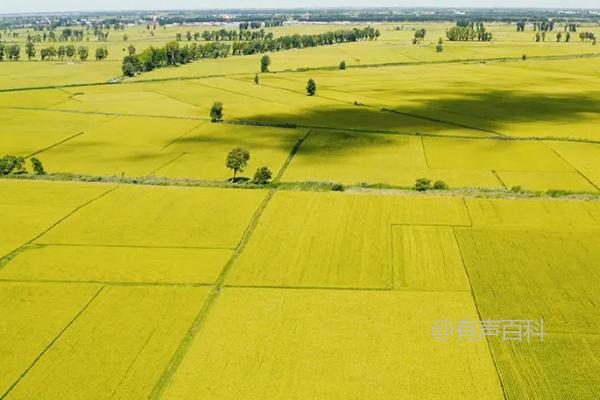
[122,26,380,76]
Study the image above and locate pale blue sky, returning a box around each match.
[3,1,597,14]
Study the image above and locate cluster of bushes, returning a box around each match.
[122,41,230,76]
[0,156,45,176]
[446,22,492,42]
[414,178,449,191]
[231,27,380,56]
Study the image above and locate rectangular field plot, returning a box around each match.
[149,79,298,122]
[0,110,113,156]
[423,137,573,172]
[54,88,201,119]
[0,244,230,284]
[0,88,71,108]
[0,282,100,397]
[392,225,469,291]
[0,180,110,259]
[490,335,600,400]
[37,116,200,177]
[549,141,600,190]
[38,185,266,249]
[282,130,503,188]
[154,124,307,181]
[466,197,600,230]
[496,170,597,192]
[227,191,470,289]
[5,286,210,400]
[455,229,600,334]
[160,288,503,400]
[282,129,427,185]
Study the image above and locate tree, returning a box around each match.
[413,28,426,43]
[535,32,541,42]
[414,178,432,191]
[210,102,223,122]
[436,37,443,52]
[122,55,141,76]
[25,42,36,60]
[339,60,346,70]
[260,54,271,72]
[226,148,250,180]
[95,47,108,61]
[66,44,76,59]
[433,180,448,190]
[306,79,316,96]
[252,166,272,184]
[127,45,136,56]
[77,46,88,61]
[556,32,562,42]
[31,157,46,175]
[7,45,20,61]
[254,74,259,84]
[123,33,128,41]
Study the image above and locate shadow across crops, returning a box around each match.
[237,89,600,146]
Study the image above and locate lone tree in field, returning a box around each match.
[254,74,259,84]
[306,79,316,96]
[210,102,223,122]
[339,60,346,70]
[260,55,271,72]
[226,148,250,180]
[436,38,444,52]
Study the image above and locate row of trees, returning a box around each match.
[123,27,379,76]
[122,41,230,76]
[533,21,555,32]
[0,44,21,61]
[26,28,85,43]
[231,27,380,56]
[446,22,493,42]
[25,43,108,61]
[239,20,284,30]
[177,29,274,42]
[534,31,596,43]
[580,32,597,42]
[519,21,577,32]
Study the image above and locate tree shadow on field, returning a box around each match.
[238,89,600,153]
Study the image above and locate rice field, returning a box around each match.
[1,18,599,400]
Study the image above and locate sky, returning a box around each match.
[2,1,598,14]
